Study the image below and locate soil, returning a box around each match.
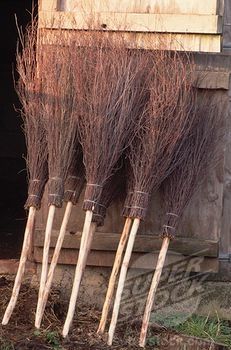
[0,277,227,350]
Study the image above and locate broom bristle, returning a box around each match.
[40,32,79,208]
[71,34,151,212]
[16,20,48,209]
[64,147,85,205]
[124,50,196,221]
[161,92,225,238]
[92,165,126,226]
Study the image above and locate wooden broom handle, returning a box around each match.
[35,201,73,328]
[37,210,97,330]
[36,204,56,327]
[107,218,140,346]
[97,217,133,334]
[2,206,36,325]
[62,209,93,338]
[139,237,170,348]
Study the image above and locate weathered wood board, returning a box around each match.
[39,0,58,11]
[0,260,36,275]
[34,247,219,272]
[39,11,222,34]
[39,28,222,53]
[59,0,223,16]
[39,0,224,53]
[34,231,219,257]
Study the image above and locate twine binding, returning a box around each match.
[48,177,64,208]
[64,174,85,205]
[161,223,176,239]
[25,178,46,210]
[126,190,149,220]
[83,183,103,211]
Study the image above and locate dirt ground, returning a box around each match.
[0,277,226,350]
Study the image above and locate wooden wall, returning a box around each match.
[38,0,224,53]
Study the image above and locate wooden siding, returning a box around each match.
[35,231,219,257]
[39,29,222,53]
[0,260,36,275]
[38,0,224,53]
[34,232,219,272]
[61,0,223,15]
[39,12,222,34]
[34,249,219,272]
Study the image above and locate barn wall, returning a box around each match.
[223,0,231,50]
[38,0,224,53]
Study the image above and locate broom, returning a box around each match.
[35,147,85,328]
[97,165,133,334]
[107,50,196,345]
[62,36,150,337]
[82,165,126,275]
[35,34,78,327]
[139,94,224,347]
[37,152,125,328]
[35,165,125,330]
[2,21,48,325]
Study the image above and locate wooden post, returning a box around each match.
[2,206,36,325]
[62,210,94,338]
[107,218,140,346]
[97,217,133,334]
[139,237,170,348]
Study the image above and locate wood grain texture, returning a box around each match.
[39,0,58,11]
[194,71,230,90]
[62,0,222,15]
[34,231,219,257]
[38,11,222,34]
[39,29,222,53]
[0,260,36,275]
[139,237,170,347]
[34,247,219,272]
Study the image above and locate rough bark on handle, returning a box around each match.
[107,218,140,346]
[2,206,36,325]
[35,201,73,328]
[35,204,56,328]
[85,222,97,258]
[139,237,170,348]
[97,217,133,334]
[38,213,97,332]
[62,210,94,338]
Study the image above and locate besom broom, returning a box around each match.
[139,92,225,347]
[35,146,85,328]
[36,160,125,328]
[35,32,91,326]
[35,31,78,328]
[97,164,134,334]
[62,35,150,337]
[2,20,48,325]
[79,165,127,280]
[107,50,196,345]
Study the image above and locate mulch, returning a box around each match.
[0,277,227,349]
[0,277,155,349]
